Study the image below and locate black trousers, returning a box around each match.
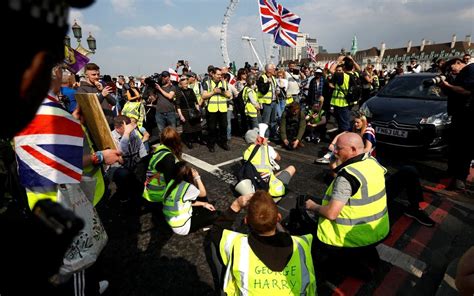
[207,111,228,147]
[385,165,423,210]
[448,111,473,180]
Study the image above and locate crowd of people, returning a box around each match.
[1,1,473,295]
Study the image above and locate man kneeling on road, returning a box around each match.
[306,132,389,280]
[209,191,317,295]
[243,124,296,202]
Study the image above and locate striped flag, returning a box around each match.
[259,0,301,47]
[168,68,180,82]
[306,42,317,62]
[15,95,84,187]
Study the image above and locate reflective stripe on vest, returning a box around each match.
[142,145,173,203]
[26,187,57,209]
[317,157,389,247]
[162,180,192,228]
[219,229,317,295]
[82,126,105,206]
[330,73,350,107]
[191,83,202,105]
[257,74,276,105]
[243,87,258,118]
[122,101,145,128]
[243,145,285,197]
[206,80,228,113]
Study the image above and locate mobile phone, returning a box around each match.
[178,60,185,66]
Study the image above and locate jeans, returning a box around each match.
[247,116,260,130]
[155,111,176,134]
[227,109,233,140]
[333,106,352,133]
[276,99,286,120]
[207,111,228,147]
[261,101,278,138]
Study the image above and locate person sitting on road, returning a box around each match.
[142,127,182,203]
[306,132,390,280]
[209,190,317,295]
[128,114,150,152]
[280,102,307,150]
[304,100,327,144]
[162,161,218,235]
[243,125,296,202]
[316,111,375,165]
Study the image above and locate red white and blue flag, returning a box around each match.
[259,0,301,47]
[15,95,84,187]
[306,42,317,62]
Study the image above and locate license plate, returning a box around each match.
[375,126,408,138]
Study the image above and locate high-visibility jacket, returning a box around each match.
[307,110,325,125]
[243,86,258,118]
[122,101,146,128]
[330,72,351,107]
[257,74,276,105]
[162,180,192,229]
[82,126,105,206]
[190,83,202,106]
[219,229,317,296]
[317,156,389,247]
[206,80,228,113]
[243,144,285,197]
[142,145,176,202]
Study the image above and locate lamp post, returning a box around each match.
[64,20,96,56]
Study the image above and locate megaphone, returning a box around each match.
[258,123,268,138]
[234,179,255,196]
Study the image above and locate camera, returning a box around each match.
[144,73,163,87]
[423,75,446,86]
[218,87,226,92]
[291,68,300,75]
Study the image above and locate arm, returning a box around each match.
[363,139,373,154]
[296,111,307,141]
[156,84,175,100]
[328,132,347,151]
[440,81,472,96]
[256,76,270,95]
[192,168,207,197]
[330,56,345,74]
[280,111,287,142]
[306,198,346,221]
[141,129,150,143]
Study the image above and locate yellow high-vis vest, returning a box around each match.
[317,156,389,247]
[206,80,228,113]
[162,180,192,229]
[243,86,258,118]
[219,229,317,295]
[257,74,276,105]
[142,145,176,203]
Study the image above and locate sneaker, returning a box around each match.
[404,208,435,227]
[202,227,211,232]
[99,280,109,294]
[313,137,321,144]
[314,153,331,164]
[305,136,312,142]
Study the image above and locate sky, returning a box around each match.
[70,0,473,76]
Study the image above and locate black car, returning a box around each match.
[359,73,450,150]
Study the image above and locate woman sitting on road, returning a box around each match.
[315,111,376,167]
[162,162,219,235]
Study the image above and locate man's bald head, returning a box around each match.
[335,132,365,163]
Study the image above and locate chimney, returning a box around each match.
[451,34,456,49]
[466,35,472,47]
[407,40,412,53]
[420,39,426,52]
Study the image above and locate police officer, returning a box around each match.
[210,191,317,295]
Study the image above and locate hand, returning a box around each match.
[72,106,85,124]
[191,168,200,178]
[213,88,222,94]
[124,121,136,135]
[231,193,254,212]
[283,139,289,146]
[101,86,112,97]
[94,81,103,91]
[305,199,319,212]
[101,149,122,165]
[203,203,216,211]
[292,139,299,149]
[180,115,186,122]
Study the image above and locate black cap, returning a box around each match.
[186,71,196,78]
[161,71,170,77]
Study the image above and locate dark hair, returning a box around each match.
[85,63,100,72]
[114,115,131,128]
[223,73,231,81]
[173,161,194,184]
[237,68,248,80]
[160,127,183,160]
[343,57,354,71]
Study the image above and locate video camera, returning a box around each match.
[423,75,446,86]
[144,73,164,87]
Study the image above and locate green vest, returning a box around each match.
[243,86,258,118]
[257,74,276,105]
[82,127,105,206]
[191,83,202,106]
[330,73,350,107]
[162,180,192,229]
[243,144,285,197]
[142,145,175,202]
[307,110,325,125]
[206,80,228,113]
[219,229,317,295]
[122,101,146,128]
[317,156,389,247]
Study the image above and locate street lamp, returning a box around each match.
[66,20,96,56]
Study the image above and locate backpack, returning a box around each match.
[283,195,318,236]
[236,145,269,191]
[345,72,363,103]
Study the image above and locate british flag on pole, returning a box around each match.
[306,42,317,62]
[259,0,301,47]
[14,95,84,187]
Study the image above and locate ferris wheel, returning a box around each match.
[220,0,279,68]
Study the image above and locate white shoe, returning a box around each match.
[315,152,331,164]
[99,280,109,294]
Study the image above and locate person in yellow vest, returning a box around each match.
[242,73,261,130]
[256,63,279,139]
[329,55,361,133]
[186,71,203,107]
[243,126,296,201]
[142,127,182,203]
[122,78,146,129]
[202,67,231,152]
[162,161,218,235]
[209,190,317,295]
[306,132,389,280]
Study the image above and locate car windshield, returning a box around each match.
[378,75,447,100]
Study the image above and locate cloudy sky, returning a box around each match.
[70,0,473,76]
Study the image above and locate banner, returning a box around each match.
[64,45,90,74]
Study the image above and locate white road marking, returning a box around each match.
[328,127,338,133]
[183,153,238,185]
[216,157,243,167]
[377,244,427,278]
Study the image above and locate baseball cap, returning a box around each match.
[161,71,170,77]
[186,71,197,78]
[315,68,323,74]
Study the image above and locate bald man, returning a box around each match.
[306,132,389,280]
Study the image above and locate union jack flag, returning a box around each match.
[306,42,317,62]
[15,95,84,187]
[259,0,301,47]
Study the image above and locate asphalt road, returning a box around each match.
[96,134,474,296]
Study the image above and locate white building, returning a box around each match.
[279,33,318,63]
